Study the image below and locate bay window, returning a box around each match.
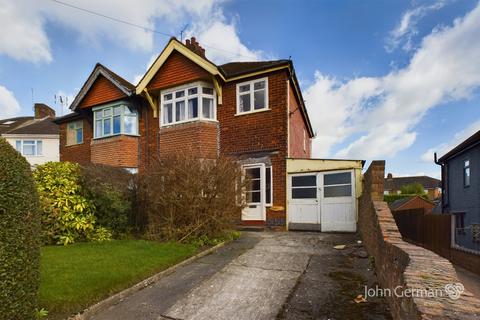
[93,103,138,139]
[161,82,216,126]
[16,140,42,156]
[236,77,268,114]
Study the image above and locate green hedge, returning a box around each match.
[384,193,428,204]
[0,138,41,319]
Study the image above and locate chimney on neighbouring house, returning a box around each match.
[34,103,55,119]
[387,173,393,179]
[185,36,206,58]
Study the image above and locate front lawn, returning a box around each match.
[39,240,198,319]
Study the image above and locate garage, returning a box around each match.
[286,159,364,232]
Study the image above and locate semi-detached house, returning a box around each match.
[55,37,363,231]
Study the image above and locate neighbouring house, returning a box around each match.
[384,173,441,200]
[55,36,362,231]
[0,103,59,167]
[436,129,480,253]
[389,195,435,214]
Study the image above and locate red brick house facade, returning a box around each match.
[55,37,313,227]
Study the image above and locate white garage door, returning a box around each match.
[288,170,356,232]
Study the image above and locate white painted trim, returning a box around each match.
[236,77,269,115]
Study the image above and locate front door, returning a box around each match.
[242,164,266,221]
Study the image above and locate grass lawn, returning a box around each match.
[39,240,198,319]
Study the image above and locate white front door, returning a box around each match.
[288,170,356,232]
[320,171,356,232]
[242,164,266,221]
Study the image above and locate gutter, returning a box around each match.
[434,152,448,213]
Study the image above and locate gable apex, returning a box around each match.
[70,63,134,111]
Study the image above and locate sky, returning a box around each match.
[1,0,479,178]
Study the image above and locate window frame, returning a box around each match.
[160,81,217,127]
[464,159,471,188]
[290,173,318,200]
[323,171,352,198]
[93,102,139,139]
[66,120,83,146]
[15,140,43,156]
[236,77,269,115]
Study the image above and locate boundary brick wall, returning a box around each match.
[359,161,480,319]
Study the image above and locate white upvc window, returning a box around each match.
[236,77,268,115]
[93,103,138,139]
[16,140,42,156]
[160,82,216,126]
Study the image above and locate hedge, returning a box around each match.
[0,138,41,319]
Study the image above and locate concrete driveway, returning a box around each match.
[91,232,391,320]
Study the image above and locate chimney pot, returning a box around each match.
[185,36,205,58]
[387,173,393,179]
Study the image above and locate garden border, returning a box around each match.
[70,241,227,320]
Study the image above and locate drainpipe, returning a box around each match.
[286,78,290,158]
[434,152,447,213]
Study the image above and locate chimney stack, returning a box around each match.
[34,103,55,119]
[185,36,206,58]
[387,173,393,179]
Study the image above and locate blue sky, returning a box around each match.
[1,0,479,178]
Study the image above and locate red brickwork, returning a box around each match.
[79,75,127,109]
[146,51,211,91]
[359,161,480,319]
[288,83,311,158]
[91,135,139,168]
[59,118,92,166]
[219,71,289,226]
[159,121,218,159]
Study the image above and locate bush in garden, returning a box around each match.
[400,183,425,195]
[137,154,246,242]
[80,164,134,238]
[34,161,110,245]
[0,137,41,319]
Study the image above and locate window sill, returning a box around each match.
[160,119,218,128]
[235,108,270,117]
[93,134,140,140]
[65,142,83,147]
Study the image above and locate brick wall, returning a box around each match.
[288,83,311,158]
[91,135,139,168]
[59,118,92,165]
[219,70,289,226]
[360,161,480,319]
[159,121,218,159]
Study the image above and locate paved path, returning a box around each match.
[91,232,391,320]
[455,265,480,299]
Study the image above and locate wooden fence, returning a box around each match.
[392,208,480,276]
[392,208,452,259]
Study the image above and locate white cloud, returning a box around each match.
[133,54,158,85]
[305,3,480,160]
[385,0,449,52]
[421,120,480,162]
[187,9,267,63]
[0,85,21,118]
[0,0,225,63]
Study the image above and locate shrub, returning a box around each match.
[80,165,134,238]
[384,193,428,204]
[0,137,41,319]
[400,183,425,195]
[34,162,110,245]
[138,154,245,242]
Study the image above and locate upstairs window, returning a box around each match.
[16,140,42,156]
[161,83,216,126]
[67,120,83,145]
[93,103,138,139]
[464,159,470,187]
[236,78,268,114]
